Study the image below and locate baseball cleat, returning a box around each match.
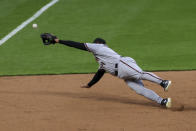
[160,80,171,92]
[161,98,172,108]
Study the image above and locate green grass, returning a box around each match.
[0,0,51,38]
[0,0,196,76]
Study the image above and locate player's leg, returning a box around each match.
[139,72,171,91]
[125,79,163,104]
[140,72,162,84]
[125,79,172,108]
[118,57,171,91]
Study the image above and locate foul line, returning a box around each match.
[0,0,59,46]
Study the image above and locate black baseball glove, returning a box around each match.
[40,33,57,45]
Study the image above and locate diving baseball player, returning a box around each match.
[40,33,172,108]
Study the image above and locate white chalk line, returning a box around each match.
[0,0,59,46]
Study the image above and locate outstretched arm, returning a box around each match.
[55,39,87,51]
[81,69,105,88]
[40,33,89,51]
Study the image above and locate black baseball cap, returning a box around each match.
[93,38,106,44]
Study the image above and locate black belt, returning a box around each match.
[114,63,118,76]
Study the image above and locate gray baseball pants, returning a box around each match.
[118,57,163,104]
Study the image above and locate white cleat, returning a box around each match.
[166,98,172,108]
[161,98,172,108]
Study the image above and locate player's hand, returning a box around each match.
[81,85,91,88]
[40,33,57,45]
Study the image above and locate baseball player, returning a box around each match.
[41,33,172,108]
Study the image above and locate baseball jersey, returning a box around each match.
[85,43,121,75]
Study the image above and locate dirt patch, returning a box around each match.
[0,71,195,131]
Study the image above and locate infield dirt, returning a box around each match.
[0,71,195,131]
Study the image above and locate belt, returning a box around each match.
[114,56,123,76]
[114,63,118,76]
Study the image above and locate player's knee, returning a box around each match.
[137,71,144,80]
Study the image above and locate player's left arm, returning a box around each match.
[56,39,88,51]
[41,33,102,53]
[81,69,105,88]
[40,33,88,51]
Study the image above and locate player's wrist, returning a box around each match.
[87,84,91,88]
[55,39,59,43]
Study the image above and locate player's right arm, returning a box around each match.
[81,69,105,88]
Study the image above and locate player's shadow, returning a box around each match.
[0,90,196,111]
[32,91,196,111]
[32,91,162,108]
[0,90,159,108]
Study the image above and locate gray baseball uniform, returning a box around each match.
[85,43,163,104]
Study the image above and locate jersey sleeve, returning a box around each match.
[84,43,103,53]
[59,40,87,51]
[87,69,105,87]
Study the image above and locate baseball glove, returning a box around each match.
[40,33,57,45]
